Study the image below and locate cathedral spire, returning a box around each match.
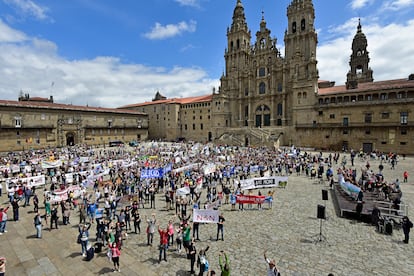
[346,19,373,89]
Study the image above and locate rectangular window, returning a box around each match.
[258,67,266,77]
[277,83,283,92]
[318,111,323,116]
[343,117,349,127]
[329,114,335,119]
[108,120,112,128]
[381,112,390,119]
[343,129,349,134]
[401,128,407,135]
[185,124,187,130]
[200,124,203,130]
[15,117,22,128]
[400,112,408,125]
[364,113,372,123]
[365,129,371,135]
[192,124,195,130]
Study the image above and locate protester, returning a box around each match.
[0,206,10,235]
[216,213,225,241]
[197,245,210,276]
[0,256,5,276]
[188,238,197,275]
[146,214,157,246]
[34,212,43,238]
[402,216,413,244]
[158,224,169,263]
[108,242,121,272]
[11,198,20,221]
[33,193,39,213]
[219,250,230,276]
[50,206,59,230]
[264,250,280,276]
[78,222,91,256]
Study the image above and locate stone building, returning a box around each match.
[0,94,148,152]
[124,0,414,153]
[120,92,213,142]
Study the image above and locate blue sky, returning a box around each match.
[0,0,413,108]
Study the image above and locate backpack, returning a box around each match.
[204,259,209,272]
[200,256,209,272]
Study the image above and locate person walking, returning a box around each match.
[34,212,43,238]
[403,171,408,183]
[78,222,91,257]
[108,242,121,272]
[402,216,413,244]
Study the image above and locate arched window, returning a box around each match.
[259,82,266,94]
[292,22,297,33]
[237,39,240,49]
[301,19,306,30]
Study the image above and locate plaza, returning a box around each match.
[0,146,413,275]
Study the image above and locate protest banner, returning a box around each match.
[338,174,360,200]
[236,194,266,204]
[140,168,164,179]
[238,176,288,190]
[193,209,219,223]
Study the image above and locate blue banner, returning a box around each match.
[140,168,164,179]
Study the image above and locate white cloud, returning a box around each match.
[3,0,50,21]
[350,0,374,10]
[143,20,197,40]
[174,0,201,8]
[317,18,414,85]
[0,21,217,108]
[0,18,27,42]
[381,0,414,11]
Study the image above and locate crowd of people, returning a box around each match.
[0,141,410,274]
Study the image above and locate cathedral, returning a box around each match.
[127,0,414,153]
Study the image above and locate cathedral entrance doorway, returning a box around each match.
[255,105,271,127]
[66,132,75,146]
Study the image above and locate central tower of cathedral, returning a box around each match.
[212,0,319,143]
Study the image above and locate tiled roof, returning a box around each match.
[119,94,213,108]
[318,78,414,95]
[0,99,146,115]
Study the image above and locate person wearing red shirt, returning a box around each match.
[158,224,169,263]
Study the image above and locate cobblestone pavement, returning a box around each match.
[1,153,414,276]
